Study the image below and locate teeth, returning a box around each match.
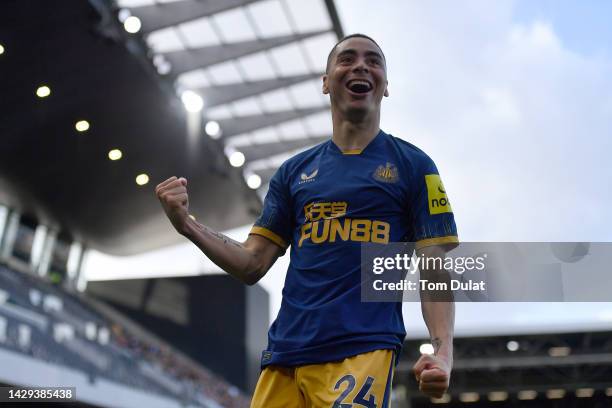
[348,80,371,88]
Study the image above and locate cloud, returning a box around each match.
[336,0,612,337]
[339,0,612,242]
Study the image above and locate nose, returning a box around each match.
[352,57,369,73]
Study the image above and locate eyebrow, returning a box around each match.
[336,49,384,61]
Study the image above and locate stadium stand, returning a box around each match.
[394,333,612,407]
[0,260,249,408]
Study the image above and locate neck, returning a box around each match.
[331,108,381,152]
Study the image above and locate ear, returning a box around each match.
[322,74,329,95]
[384,80,389,97]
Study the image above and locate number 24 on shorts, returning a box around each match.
[333,375,377,408]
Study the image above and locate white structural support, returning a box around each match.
[66,242,85,291]
[30,224,48,272]
[0,205,8,251]
[0,210,20,261]
[37,229,58,278]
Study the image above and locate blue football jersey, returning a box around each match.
[250,130,458,367]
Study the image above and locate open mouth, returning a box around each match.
[346,79,373,94]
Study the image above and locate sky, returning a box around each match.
[337,0,612,243]
[85,0,612,338]
[514,0,612,58]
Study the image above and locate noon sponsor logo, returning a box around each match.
[425,174,452,214]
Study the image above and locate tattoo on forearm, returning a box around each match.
[203,227,243,248]
[431,337,443,354]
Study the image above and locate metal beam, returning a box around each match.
[215,107,328,138]
[164,30,330,74]
[324,0,345,39]
[198,73,323,108]
[240,135,329,162]
[130,0,260,33]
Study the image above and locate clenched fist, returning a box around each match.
[413,354,451,399]
[155,176,191,234]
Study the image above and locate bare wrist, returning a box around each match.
[431,337,453,359]
[436,349,453,368]
[178,215,198,237]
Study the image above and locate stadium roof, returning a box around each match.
[0,0,343,255]
[120,0,343,185]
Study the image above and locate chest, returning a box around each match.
[288,153,411,222]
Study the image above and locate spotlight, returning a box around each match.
[153,54,165,66]
[117,8,131,23]
[546,389,565,399]
[135,173,149,186]
[459,392,479,403]
[506,340,519,351]
[488,391,508,401]
[431,394,451,404]
[575,388,594,398]
[229,151,245,168]
[156,61,171,75]
[153,54,172,75]
[36,85,51,98]
[205,120,222,139]
[246,173,262,189]
[0,44,5,55]
[75,120,90,132]
[108,149,122,161]
[123,16,142,34]
[419,343,434,355]
[181,90,204,113]
[548,346,571,357]
[517,390,537,400]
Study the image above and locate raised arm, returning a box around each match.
[413,244,455,399]
[155,176,282,285]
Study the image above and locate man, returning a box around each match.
[156,34,458,407]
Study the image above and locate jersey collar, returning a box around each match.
[329,129,386,156]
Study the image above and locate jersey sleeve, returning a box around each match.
[249,166,292,253]
[407,155,459,250]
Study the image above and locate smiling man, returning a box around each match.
[156,34,458,407]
